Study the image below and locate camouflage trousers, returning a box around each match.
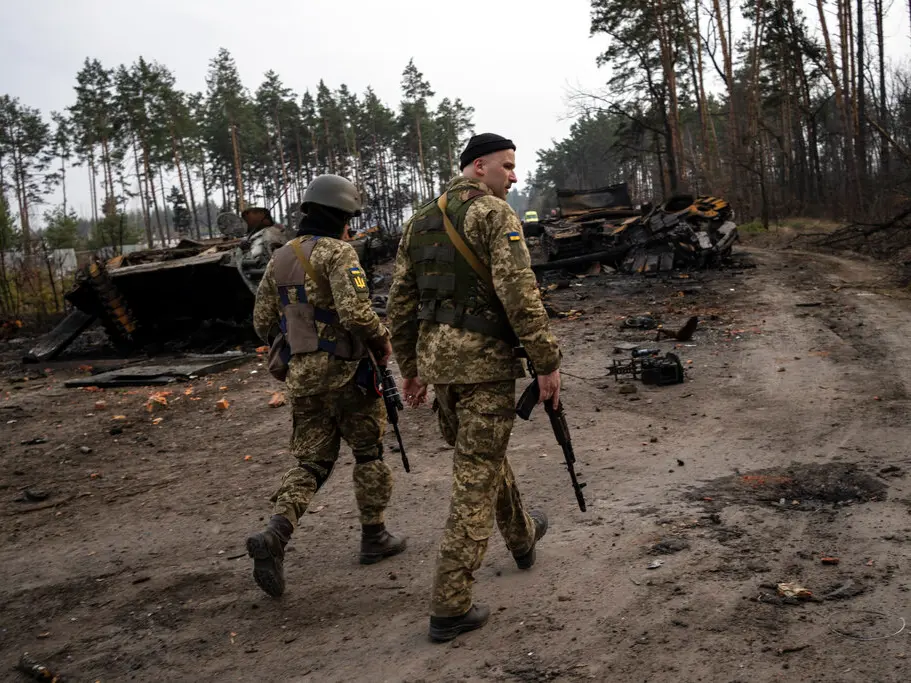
[271,377,393,528]
[430,380,536,617]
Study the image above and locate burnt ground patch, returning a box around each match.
[694,462,888,510]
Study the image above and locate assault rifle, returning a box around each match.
[515,353,587,512]
[367,351,410,473]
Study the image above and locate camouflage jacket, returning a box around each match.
[254,235,389,397]
[387,176,561,385]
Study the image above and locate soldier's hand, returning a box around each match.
[537,370,561,409]
[377,338,393,366]
[402,377,428,408]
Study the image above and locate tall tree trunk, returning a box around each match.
[323,118,334,173]
[747,0,767,218]
[820,0,857,214]
[183,155,200,239]
[131,135,153,247]
[200,150,213,238]
[99,135,116,204]
[230,122,245,212]
[59,155,68,217]
[170,128,192,235]
[11,148,32,255]
[142,145,165,245]
[855,0,868,208]
[684,0,715,183]
[874,0,889,175]
[416,113,428,201]
[654,0,685,191]
[294,129,305,204]
[159,166,172,242]
[839,0,859,214]
[88,152,99,226]
[712,0,738,200]
[275,117,292,225]
[265,131,283,224]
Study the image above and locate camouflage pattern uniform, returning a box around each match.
[387,176,561,617]
[253,235,393,528]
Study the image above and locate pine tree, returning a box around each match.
[167,186,192,234]
[401,59,435,200]
[0,95,51,254]
[42,206,81,249]
[204,48,259,212]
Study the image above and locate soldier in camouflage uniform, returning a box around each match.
[246,174,407,598]
[387,133,562,641]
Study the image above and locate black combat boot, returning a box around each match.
[246,514,293,597]
[359,523,407,565]
[429,604,491,642]
[513,510,548,570]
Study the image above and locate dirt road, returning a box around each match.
[2,244,909,682]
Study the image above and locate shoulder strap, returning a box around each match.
[290,237,320,284]
[437,193,494,289]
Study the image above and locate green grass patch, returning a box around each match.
[738,220,767,234]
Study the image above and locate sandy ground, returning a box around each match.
[1,243,910,682]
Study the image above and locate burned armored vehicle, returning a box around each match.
[26,209,294,361]
[534,183,738,275]
[26,207,400,362]
[539,183,642,260]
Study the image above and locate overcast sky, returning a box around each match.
[0,0,605,217]
[1,0,909,220]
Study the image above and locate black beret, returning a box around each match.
[459,133,516,170]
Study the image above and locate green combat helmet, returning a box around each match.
[302,174,363,216]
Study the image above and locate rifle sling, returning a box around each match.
[290,237,320,286]
[437,193,495,289]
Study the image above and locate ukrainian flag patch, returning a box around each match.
[349,267,368,293]
[508,231,522,242]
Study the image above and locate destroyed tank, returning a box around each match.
[539,183,641,260]
[25,209,295,361]
[534,184,738,275]
[26,208,401,362]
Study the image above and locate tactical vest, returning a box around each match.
[271,236,366,360]
[408,187,515,342]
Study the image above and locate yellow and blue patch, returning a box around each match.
[507,231,522,242]
[349,266,368,293]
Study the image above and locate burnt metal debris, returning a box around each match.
[24,212,397,362]
[63,354,253,388]
[608,348,685,386]
[26,212,290,362]
[532,183,739,275]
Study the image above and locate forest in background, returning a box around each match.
[0,50,474,257]
[5,0,911,317]
[520,0,911,229]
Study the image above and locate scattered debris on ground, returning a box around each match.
[650,538,690,554]
[62,354,252,388]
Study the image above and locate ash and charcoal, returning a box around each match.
[696,463,888,510]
